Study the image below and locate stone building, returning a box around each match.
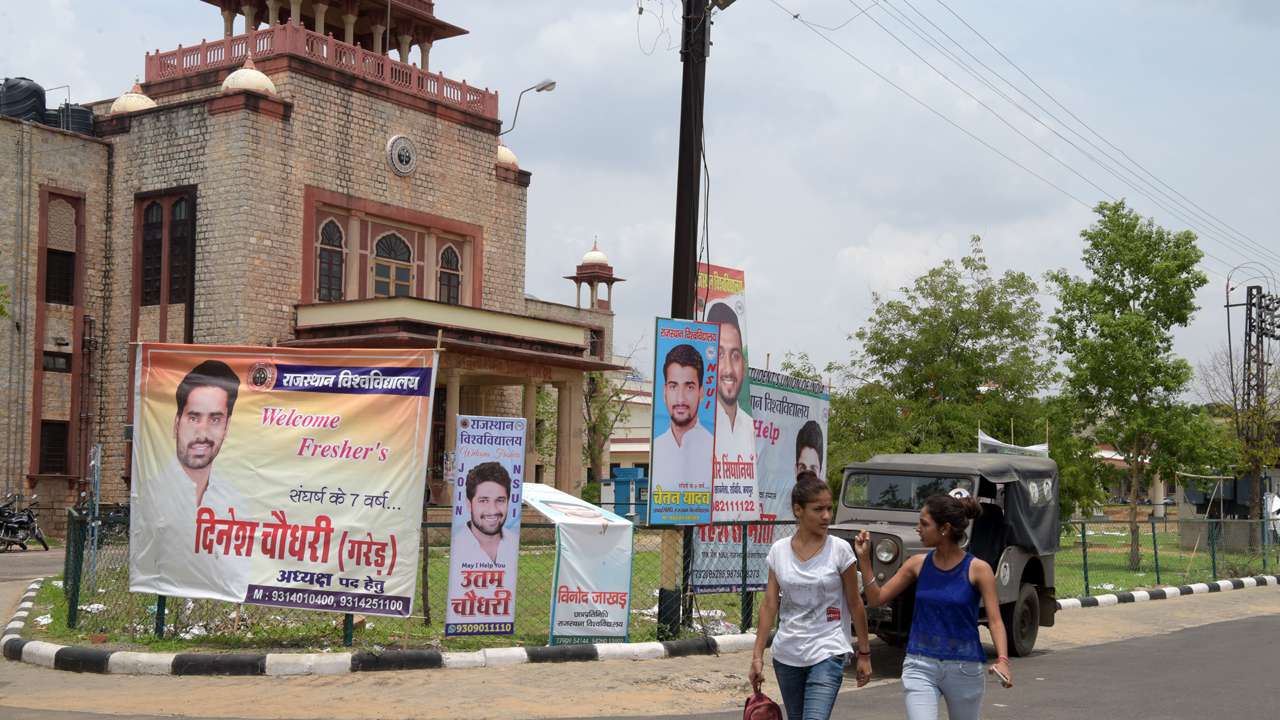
[0,0,619,532]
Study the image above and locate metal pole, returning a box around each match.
[343,613,354,646]
[1150,516,1161,586]
[740,522,751,631]
[65,510,82,629]
[1209,520,1218,580]
[1080,522,1090,596]
[154,596,167,638]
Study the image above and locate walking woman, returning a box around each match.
[855,494,1013,720]
[750,471,872,720]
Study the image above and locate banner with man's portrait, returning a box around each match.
[445,415,526,636]
[648,317,720,525]
[690,368,830,592]
[697,263,760,522]
[128,344,436,617]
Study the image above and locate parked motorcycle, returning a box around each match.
[0,494,48,552]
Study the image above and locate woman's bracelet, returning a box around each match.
[996,655,1009,663]
[856,650,872,657]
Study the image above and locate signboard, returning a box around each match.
[523,483,634,645]
[690,368,830,592]
[698,263,759,522]
[129,344,436,617]
[648,318,720,525]
[446,416,527,636]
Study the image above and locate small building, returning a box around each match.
[0,1,619,532]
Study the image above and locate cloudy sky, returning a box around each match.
[4,1,1278,389]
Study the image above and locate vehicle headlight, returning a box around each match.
[874,538,899,564]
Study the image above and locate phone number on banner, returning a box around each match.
[244,585,410,616]
[446,622,514,636]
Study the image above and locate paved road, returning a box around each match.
[0,547,64,583]
[590,614,1279,720]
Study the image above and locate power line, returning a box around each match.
[929,0,1280,267]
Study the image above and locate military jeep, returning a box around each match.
[833,453,1059,656]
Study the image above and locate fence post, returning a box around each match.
[1150,516,1161,586]
[740,523,751,632]
[1208,520,1218,581]
[1080,522,1090,596]
[1261,519,1268,575]
[154,596,166,638]
[65,509,84,629]
[343,613,354,646]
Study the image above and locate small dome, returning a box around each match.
[109,83,156,114]
[221,56,276,95]
[581,240,609,266]
[496,144,519,168]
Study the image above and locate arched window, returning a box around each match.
[373,233,412,297]
[141,202,163,306]
[316,219,345,301]
[437,245,461,305]
[168,198,192,304]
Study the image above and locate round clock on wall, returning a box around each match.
[386,134,417,176]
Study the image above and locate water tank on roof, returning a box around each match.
[1,77,46,121]
[41,108,61,128]
[59,104,93,135]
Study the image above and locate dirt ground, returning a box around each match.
[2,575,1277,720]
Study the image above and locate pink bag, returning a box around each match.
[743,690,783,720]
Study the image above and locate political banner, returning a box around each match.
[690,368,829,593]
[648,317,720,525]
[523,483,634,645]
[129,344,436,617]
[446,415,526,636]
[697,263,760,522]
[978,429,1049,457]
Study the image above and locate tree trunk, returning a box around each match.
[1128,467,1142,571]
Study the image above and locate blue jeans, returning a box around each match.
[772,654,845,720]
[901,653,986,720]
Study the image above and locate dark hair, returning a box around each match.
[176,360,240,417]
[663,343,704,386]
[465,461,512,501]
[791,470,830,509]
[795,420,824,464]
[923,494,982,542]
[705,302,740,333]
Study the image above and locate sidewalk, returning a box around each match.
[3,571,1277,720]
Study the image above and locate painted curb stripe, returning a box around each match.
[662,637,716,658]
[172,652,266,676]
[349,649,443,672]
[2,638,27,661]
[1057,575,1279,610]
[54,646,113,674]
[526,644,598,663]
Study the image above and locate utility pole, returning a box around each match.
[659,0,712,640]
[1241,285,1279,545]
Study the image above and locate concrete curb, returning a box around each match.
[1055,574,1279,610]
[2,582,756,676]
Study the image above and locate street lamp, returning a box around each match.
[499,78,556,137]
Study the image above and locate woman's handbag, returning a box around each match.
[742,690,783,720]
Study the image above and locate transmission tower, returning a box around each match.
[1241,285,1279,525]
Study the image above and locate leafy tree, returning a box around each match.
[1048,200,1213,568]
[0,283,9,319]
[582,369,644,485]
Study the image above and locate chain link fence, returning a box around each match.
[1056,518,1280,598]
[54,508,796,651]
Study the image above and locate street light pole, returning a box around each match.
[499,79,556,137]
[669,0,710,321]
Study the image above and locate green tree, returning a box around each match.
[0,283,10,319]
[1048,200,1213,568]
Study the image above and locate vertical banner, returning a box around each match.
[648,318,720,525]
[523,483,634,645]
[690,368,830,592]
[697,263,760,522]
[129,344,435,617]
[446,416,526,636]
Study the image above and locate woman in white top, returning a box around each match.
[750,471,872,719]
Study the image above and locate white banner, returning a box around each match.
[445,416,526,636]
[978,429,1049,457]
[523,483,634,645]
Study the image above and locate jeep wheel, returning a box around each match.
[1001,583,1039,657]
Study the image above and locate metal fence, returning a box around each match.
[57,507,795,651]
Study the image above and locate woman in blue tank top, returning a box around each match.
[854,494,1012,720]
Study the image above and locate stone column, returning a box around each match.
[370,24,385,54]
[398,33,414,63]
[342,13,357,44]
[523,381,538,480]
[418,39,432,70]
[265,0,282,25]
[1152,474,1167,519]
[289,0,302,24]
[313,3,329,33]
[241,3,258,29]
[555,376,585,494]
[222,8,237,36]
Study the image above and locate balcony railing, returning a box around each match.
[144,22,498,120]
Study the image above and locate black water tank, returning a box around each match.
[1,77,46,121]
[59,103,93,135]
[41,108,61,128]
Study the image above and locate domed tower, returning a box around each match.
[565,241,623,311]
